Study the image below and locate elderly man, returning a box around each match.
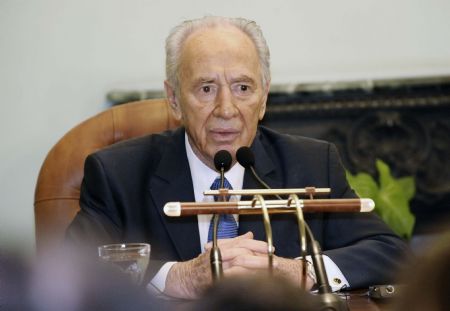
[67,16,407,299]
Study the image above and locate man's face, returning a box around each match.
[165,26,269,169]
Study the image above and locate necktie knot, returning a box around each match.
[210,176,232,190]
[210,176,232,201]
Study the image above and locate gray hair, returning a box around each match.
[165,16,271,92]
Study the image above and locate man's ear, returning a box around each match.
[164,80,182,121]
[258,80,270,120]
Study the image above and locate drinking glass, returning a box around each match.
[98,243,150,285]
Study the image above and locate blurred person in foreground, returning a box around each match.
[66,16,408,299]
[0,250,30,311]
[392,231,450,311]
[191,274,322,311]
[0,249,161,311]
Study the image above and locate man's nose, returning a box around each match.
[213,87,238,119]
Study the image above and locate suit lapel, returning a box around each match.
[149,128,201,261]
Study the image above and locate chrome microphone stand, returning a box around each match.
[210,213,223,281]
[251,194,274,273]
[210,167,227,282]
[285,192,349,311]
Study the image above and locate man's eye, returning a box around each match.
[202,86,211,93]
[240,85,249,92]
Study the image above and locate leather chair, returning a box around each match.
[34,99,180,253]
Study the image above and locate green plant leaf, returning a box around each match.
[346,159,416,239]
[376,159,415,238]
[376,159,391,189]
[396,177,415,201]
[345,171,378,202]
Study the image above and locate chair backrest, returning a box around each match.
[34,99,180,253]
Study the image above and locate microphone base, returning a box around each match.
[210,247,223,281]
[318,293,349,311]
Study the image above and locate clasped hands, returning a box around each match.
[164,231,314,299]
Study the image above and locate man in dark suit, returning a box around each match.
[67,16,408,299]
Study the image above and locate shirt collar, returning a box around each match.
[185,132,244,202]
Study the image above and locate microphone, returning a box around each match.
[235,147,348,311]
[214,150,232,189]
[214,150,232,172]
[210,150,232,282]
[236,146,255,167]
[236,147,282,200]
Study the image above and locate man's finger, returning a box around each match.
[220,247,255,261]
[230,254,274,269]
[223,266,252,277]
[204,231,254,250]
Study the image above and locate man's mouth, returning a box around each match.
[210,129,240,142]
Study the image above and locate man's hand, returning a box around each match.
[164,232,263,299]
[164,232,314,299]
[163,250,211,299]
[273,256,315,290]
[207,232,315,290]
[205,231,269,274]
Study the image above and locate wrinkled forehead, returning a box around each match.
[178,26,262,84]
[184,24,255,51]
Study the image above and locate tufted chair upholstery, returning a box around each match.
[34,99,180,253]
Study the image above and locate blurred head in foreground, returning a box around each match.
[393,231,450,311]
[0,249,161,311]
[190,274,321,311]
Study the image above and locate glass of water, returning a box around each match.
[98,243,150,285]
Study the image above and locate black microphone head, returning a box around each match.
[214,150,232,172]
[236,146,255,169]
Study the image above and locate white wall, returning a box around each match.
[1,0,450,254]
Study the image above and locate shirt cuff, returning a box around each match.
[305,255,350,292]
[147,261,177,295]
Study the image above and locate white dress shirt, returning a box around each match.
[149,133,349,294]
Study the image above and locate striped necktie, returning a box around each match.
[207,177,238,242]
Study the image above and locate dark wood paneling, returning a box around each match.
[262,78,450,234]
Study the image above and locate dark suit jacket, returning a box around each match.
[66,126,408,289]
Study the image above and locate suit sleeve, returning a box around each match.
[65,154,123,252]
[322,144,410,289]
[65,154,170,280]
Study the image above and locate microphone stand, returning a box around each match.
[246,162,348,311]
[305,224,349,311]
[210,214,223,281]
[210,167,225,282]
[289,193,348,311]
[252,195,274,273]
[250,192,346,310]
[289,194,308,290]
